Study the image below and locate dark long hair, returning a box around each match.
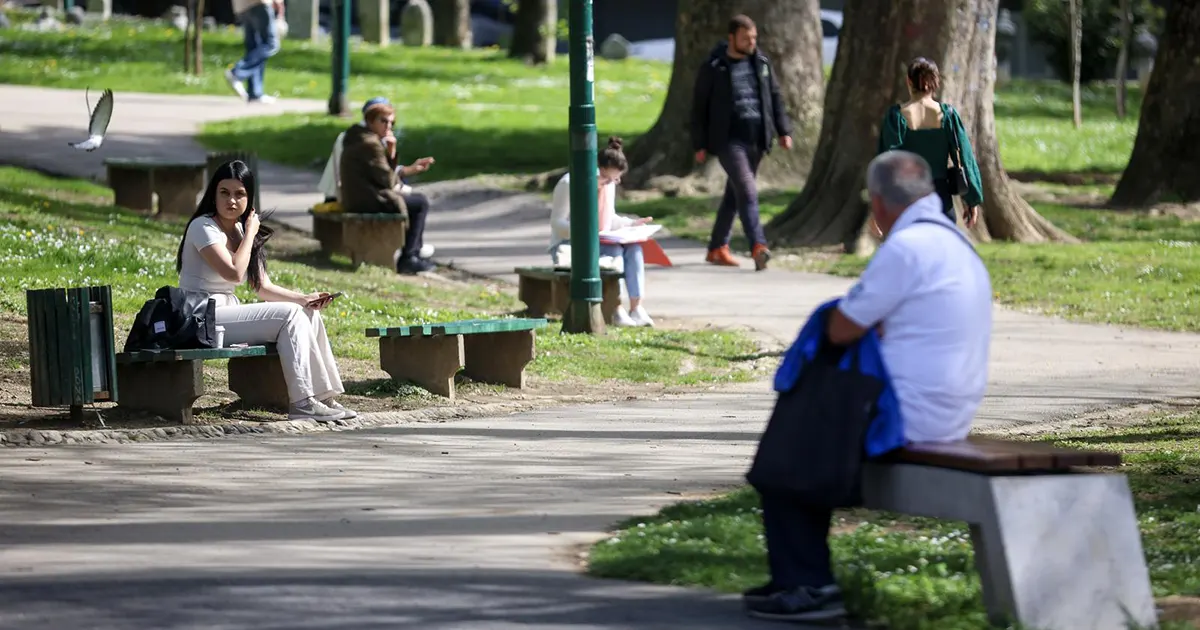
[175,160,274,290]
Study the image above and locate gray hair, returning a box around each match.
[866,150,936,212]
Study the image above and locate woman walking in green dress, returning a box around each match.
[878,57,984,226]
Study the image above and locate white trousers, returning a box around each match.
[215,301,344,404]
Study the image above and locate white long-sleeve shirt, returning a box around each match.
[549,172,634,248]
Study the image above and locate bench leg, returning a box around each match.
[462,329,535,389]
[154,167,206,216]
[115,360,203,424]
[971,475,1157,630]
[108,167,154,212]
[227,355,291,411]
[519,277,555,318]
[378,334,464,399]
[343,220,407,269]
[312,215,346,260]
[600,275,621,325]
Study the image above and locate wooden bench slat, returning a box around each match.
[306,211,408,222]
[515,266,622,280]
[890,435,1122,472]
[116,345,271,364]
[103,157,207,169]
[366,318,548,339]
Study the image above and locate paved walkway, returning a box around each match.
[3,85,1200,627]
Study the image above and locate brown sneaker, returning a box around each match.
[752,244,772,271]
[705,245,739,267]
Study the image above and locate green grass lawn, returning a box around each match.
[620,191,1200,333]
[0,12,1139,180]
[587,413,1200,630]
[0,166,763,400]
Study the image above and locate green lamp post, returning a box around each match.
[562,0,604,334]
[328,0,351,116]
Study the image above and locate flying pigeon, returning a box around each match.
[68,88,114,152]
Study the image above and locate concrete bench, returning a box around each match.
[863,437,1154,630]
[366,318,548,400]
[115,345,289,424]
[308,209,408,269]
[104,157,207,217]
[514,266,622,325]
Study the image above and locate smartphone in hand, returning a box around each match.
[308,292,343,308]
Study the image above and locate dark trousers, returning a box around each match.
[934,178,957,224]
[709,141,766,251]
[760,490,836,590]
[400,192,429,259]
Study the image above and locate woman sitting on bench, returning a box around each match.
[549,136,655,327]
[175,160,355,422]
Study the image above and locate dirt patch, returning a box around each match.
[1158,596,1200,627]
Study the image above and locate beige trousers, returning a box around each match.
[214,300,344,404]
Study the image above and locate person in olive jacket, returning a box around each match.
[692,14,794,272]
[339,98,437,275]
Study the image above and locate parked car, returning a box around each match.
[627,10,843,67]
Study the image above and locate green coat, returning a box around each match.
[877,102,984,208]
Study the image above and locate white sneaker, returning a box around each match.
[630,306,655,328]
[249,94,278,104]
[419,243,435,259]
[613,306,636,327]
[321,398,358,420]
[288,397,345,422]
[224,69,248,101]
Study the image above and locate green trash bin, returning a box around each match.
[26,286,119,420]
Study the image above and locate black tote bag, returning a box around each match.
[746,342,885,508]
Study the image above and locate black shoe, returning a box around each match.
[741,581,783,606]
[745,584,846,622]
[396,255,436,275]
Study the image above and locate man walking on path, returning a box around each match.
[692,14,793,272]
[224,0,284,104]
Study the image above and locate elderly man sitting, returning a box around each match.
[318,97,435,271]
[744,150,993,622]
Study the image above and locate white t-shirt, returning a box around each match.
[549,172,631,247]
[837,193,993,443]
[178,216,244,296]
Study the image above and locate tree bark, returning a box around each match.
[191,0,205,75]
[766,0,1074,250]
[432,0,472,49]
[622,0,824,192]
[1114,0,1131,119]
[1069,0,1082,128]
[508,0,556,64]
[1111,0,1200,207]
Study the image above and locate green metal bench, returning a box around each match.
[308,209,409,270]
[104,157,208,217]
[115,344,289,424]
[514,266,622,325]
[366,318,548,399]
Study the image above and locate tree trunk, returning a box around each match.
[508,0,556,64]
[1114,0,1131,119]
[183,0,193,74]
[191,0,205,75]
[766,0,1074,250]
[432,0,472,49]
[622,0,824,192]
[1069,0,1082,129]
[1111,0,1200,207]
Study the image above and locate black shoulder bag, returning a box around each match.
[942,103,970,197]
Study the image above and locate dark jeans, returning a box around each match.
[934,178,956,223]
[760,490,836,590]
[229,3,279,100]
[400,192,429,259]
[709,141,766,251]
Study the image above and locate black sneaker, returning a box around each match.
[745,584,846,622]
[741,581,783,606]
[396,255,436,275]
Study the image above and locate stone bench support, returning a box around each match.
[516,269,621,325]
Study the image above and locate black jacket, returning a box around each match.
[691,42,793,155]
[123,286,218,352]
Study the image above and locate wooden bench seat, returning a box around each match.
[861,437,1154,629]
[515,266,622,324]
[116,344,289,424]
[308,209,408,270]
[366,318,548,399]
[104,157,207,217]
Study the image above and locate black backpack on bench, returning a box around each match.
[123,286,219,352]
